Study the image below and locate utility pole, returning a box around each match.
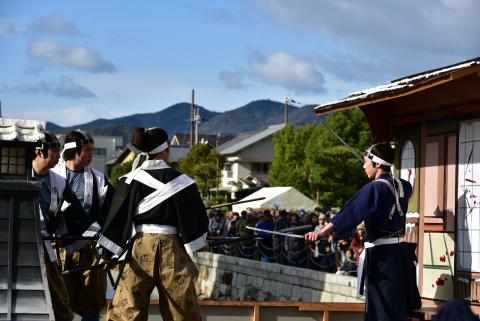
[284,96,289,125]
[190,90,195,148]
[194,108,200,145]
[0,100,2,118]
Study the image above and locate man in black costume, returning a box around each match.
[98,127,209,321]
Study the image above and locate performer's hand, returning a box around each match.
[304,231,321,242]
[98,258,111,269]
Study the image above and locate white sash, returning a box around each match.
[83,169,94,213]
[52,163,107,213]
[356,237,404,296]
[133,171,195,215]
[52,163,108,254]
[376,178,405,219]
[35,170,67,262]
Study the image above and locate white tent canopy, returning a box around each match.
[232,187,319,212]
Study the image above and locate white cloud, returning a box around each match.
[219,70,245,89]
[2,76,96,98]
[5,106,96,127]
[30,16,79,35]
[255,0,480,56]
[28,41,116,73]
[249,51,325,93]
[0,20,27,37]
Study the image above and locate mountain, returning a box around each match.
[46,100,323,146]
[47,103,219,144]
[183,99,324,134]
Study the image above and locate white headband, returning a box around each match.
[63,138,94,150]
[130,141,169,171]
[148,141,168,154]
[364,150,392,166]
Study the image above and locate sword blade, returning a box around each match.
[246,226,305,239]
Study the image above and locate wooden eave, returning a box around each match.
[314,65,480,116]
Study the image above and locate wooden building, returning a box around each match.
[0,118,55,320]
[314,57,480,312]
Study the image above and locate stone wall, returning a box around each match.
[192,252,364,303]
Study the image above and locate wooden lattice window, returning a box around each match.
[1,146,26,175]
[458,119,480,273]
[400,139,416,187]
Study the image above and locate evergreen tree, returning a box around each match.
[179,144,223,200]
[269,124,315,195]
[109,160,133,188]
[305,108,372,208]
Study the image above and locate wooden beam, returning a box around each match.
[418,124,427,296]
[253,303,259,321]
[394,101,480,126]
[322,310,330,321]
[6,196,14,321]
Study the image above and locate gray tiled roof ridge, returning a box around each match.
[217,123,285,155]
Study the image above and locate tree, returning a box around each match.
[269,124,315,195]
[109,160,133,188]
[179,144,223,201]
[305,108,372,208]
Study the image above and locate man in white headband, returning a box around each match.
[32,131,73,321]
[51,129,115,321]
[305,142,420,321]
[98,127,209,321]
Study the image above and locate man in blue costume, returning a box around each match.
[305,142,421,321]
[32,131,74,321]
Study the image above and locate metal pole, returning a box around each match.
[194,109,199,145]
[190,90,195,148]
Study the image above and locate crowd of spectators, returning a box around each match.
[207,207,363,276]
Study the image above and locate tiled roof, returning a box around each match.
[217,123,285,155]
[172,133,235,147]
[314,57,480,114]
[0,118,46,142]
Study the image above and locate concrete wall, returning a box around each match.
[192,252,364,303]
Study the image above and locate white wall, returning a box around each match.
[238,137,274,162]
[220,136,275,189]
[90,136,123,173]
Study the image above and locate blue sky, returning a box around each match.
[1,0,479,126]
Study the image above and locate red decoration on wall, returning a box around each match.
[435,278,445,286]
[440,255,446,262]
[450,250,455,256]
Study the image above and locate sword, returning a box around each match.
[206,197,266,210]
[246,226,305,239]
[322,122,364,163]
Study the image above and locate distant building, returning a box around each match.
[216,124,285,199]
[171,133,234,148]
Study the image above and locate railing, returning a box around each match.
[208,234,357,275]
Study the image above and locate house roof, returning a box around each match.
[171,133,235,147]
[217,124,285,155]
[0,118,46,142]
[314,57,480,115]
